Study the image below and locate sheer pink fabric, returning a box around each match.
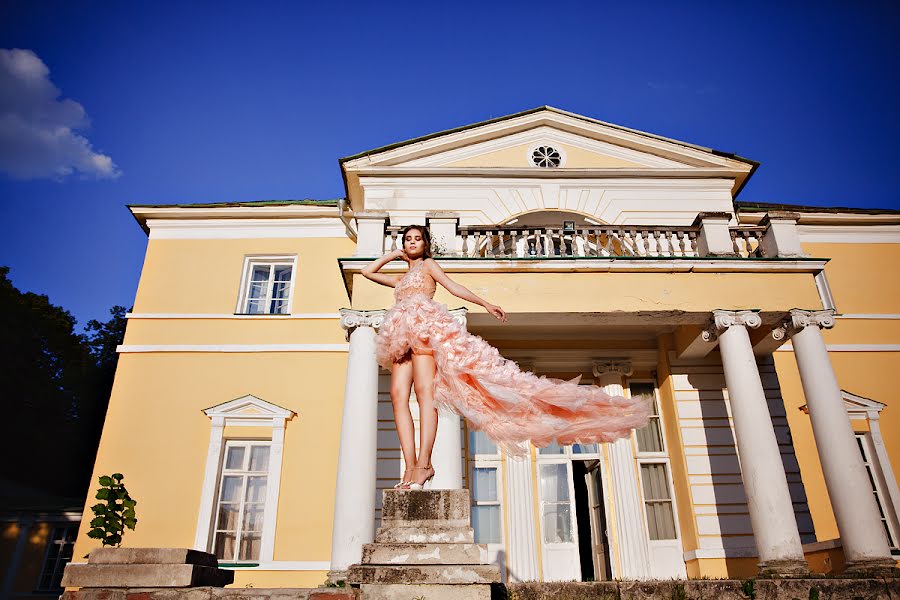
[375,261,652,455]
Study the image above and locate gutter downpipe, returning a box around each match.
[338,198,357,241]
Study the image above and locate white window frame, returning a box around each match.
[194,395,295,565]
[630,380,681,543]
[211,440,272,563]
[856,432,900,551]
[36,523,78,591]
[235,255,298,315]
[467,430,505,548]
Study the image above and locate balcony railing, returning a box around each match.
[385,225,765,259]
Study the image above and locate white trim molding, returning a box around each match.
[126,312,341,320]
[777,344,900,353]
[836,314,900,320]
[799,224,900,244]
[117,344,350,353]
[194,395,296,563]
[146,218,349,240]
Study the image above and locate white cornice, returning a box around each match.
[798,224,900,243]
[126,312,341,320]
[352,166,745,180]
[117,344,349,353]
[739,211,900,227]
[131,205,341,220]
[339,257,828,275]
[777,344,900,352]
[146,218,350,240]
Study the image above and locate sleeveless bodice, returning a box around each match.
[394,261,436,301]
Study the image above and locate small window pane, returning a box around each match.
[572,443,598,454]
[220,476,243,502]
[245,476,267,503]
[242,506,265,532]
[640,463,672,501]
[538,441,564,454]
[239,534,262,560]
[251,265,270,280]
[226,446,246,470]
[542,503,572,543]
[469,429,497,455]
[216,504,240,530]
[636,419,664,453]
[646,501,677,540]
[214,532,236,560]
[273,265,292,282]
[249,446,270,471]
[472,505,501,544]
[472,468,498,502]
[540,464,570,503]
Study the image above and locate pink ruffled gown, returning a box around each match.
[375,261,652,455]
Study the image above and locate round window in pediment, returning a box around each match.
[531,145,562,168]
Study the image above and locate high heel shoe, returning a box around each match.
[407,465,435,490]
[394,468,413,489]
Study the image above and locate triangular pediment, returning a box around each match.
[203,394,295,421]
[800,390,885,416]
[341,106,755,172]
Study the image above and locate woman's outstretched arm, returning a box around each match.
[362,249,405,288]
[425,259,507,322]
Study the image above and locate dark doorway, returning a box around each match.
[573,459,612,581]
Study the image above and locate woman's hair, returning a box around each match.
[399,224,433,259]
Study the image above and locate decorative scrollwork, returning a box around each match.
[339,309,386,333]
[592,360,634,379]
[711,309,763,331]
[784,309,836,333]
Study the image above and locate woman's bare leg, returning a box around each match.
[390,358,416,477]
[412,351,438,477]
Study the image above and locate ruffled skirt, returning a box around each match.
[375,294,652,455]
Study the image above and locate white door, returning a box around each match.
[585,462,611,580]
[537,461,581,581]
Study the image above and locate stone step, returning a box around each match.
[60,563,234,589]
[360,583,492,600]
[374,525,474,544]
[347,563,500,585]
[381,489,470,523]
[86,548,218,567]
[361,542,487,565]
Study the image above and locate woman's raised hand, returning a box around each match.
[486,303,507,323]
[390,248,410,263]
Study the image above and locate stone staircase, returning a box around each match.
[347,488,500,600]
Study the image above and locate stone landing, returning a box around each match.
[61,548,234,589]
[347,489,500,599]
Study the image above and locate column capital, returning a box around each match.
[704,310,762,342]
[339,309,386,333]
[783,309,836,333]
[448,307,468,327]
[592,360,633,379]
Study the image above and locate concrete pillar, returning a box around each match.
[426,213,462,256]
[354,213,388,257]
[759,211,804,258]
[692,212,738,257]
[430,308,468,490]
[784,309,897,574]
[329,309,384,579]
[592,361,652,580]
[710,310,808,576]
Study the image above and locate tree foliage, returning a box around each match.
[87,473,137,546]
[0,266,129,500]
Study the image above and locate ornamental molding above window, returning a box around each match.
[203,394,296,426]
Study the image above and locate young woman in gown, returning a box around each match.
[362,225,652,490]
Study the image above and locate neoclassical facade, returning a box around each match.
[53,107,900,588]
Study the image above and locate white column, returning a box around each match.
[592,361,652,580]
[710,310,807,575]
[784,309,895,572]
[505,447,540,582]
[329,309,383,577]
[429,308,468,489]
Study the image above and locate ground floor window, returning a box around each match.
[468,429,503,545]
[212,441,270,561]
[856,433,899,550]
[639,462,677,540]
[37,524,78,591]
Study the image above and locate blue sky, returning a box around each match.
[1,1,898,327]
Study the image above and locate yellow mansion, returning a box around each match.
[17,106,900,589]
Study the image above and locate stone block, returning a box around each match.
[374,525,473,544]
[380,489,470,527]
[61,564,234,589]
[88,549,219,568]
[347,564,500,585]
[361,542,487,565]
[360,583,491,600]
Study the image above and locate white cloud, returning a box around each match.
[0,48,121,180]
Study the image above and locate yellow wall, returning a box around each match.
[351,271,823,314]
[445,142,645,169]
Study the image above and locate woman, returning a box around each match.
[362,225,651,490]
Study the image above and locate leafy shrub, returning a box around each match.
[87,473,137,546]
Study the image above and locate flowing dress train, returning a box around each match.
[375,260,652,455]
